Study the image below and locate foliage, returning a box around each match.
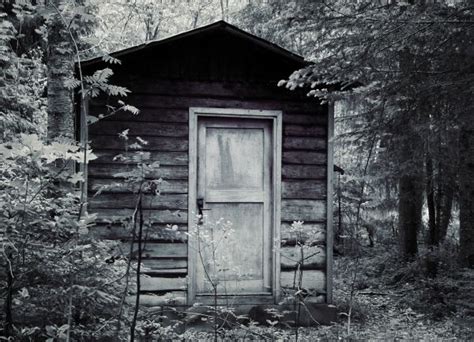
[280,221,325,331]
[333,100,398,252]
[232,1,312,56]
[187,215,238,292]
[83,0,247,55]
[330,244,474,340]
[185,215,242,340]
[156,244,474,341]
[126,244,474,341]
[0,10,47,139]
[0,134,131,340]
[0,3,139,338]
[248,0,474,260]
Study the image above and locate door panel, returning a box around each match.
[205,127,264,190]
[196,117,273,295]
[196,203,263,291]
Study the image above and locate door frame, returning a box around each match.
[188,107,282,304]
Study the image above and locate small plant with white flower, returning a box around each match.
[186,214,245,339]
[283,220,324,335]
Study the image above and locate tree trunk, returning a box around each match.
[398,174,423,258]
[425,154,440,276]
[397,47,424,260]
[435,156,455,243]
[336,173,342,247]
[398,134,423,259]
[438,184,453,241]
[459,121,474,268]
[426,154,438,246]
[47,0,74,140]
[220,0,227,21]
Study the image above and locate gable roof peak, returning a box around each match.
[81,20,305,67]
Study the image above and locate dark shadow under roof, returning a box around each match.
[81,20,306,68]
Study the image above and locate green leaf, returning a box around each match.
[68,172,84,184]
[101,54,122,65]
[123,104,140,115]
[64,78,81,90]
[87,115,99,124]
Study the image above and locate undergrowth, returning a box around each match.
[330,241,474,340]
[145,242,474,341]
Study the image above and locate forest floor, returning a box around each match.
[296,244,474,341]
[187,243,474,341]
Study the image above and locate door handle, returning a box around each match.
[197,197,211,217]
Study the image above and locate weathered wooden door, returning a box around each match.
[194,116,274,296]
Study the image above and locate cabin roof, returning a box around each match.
[81,20,306,68]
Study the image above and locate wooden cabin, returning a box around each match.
[80,21,335,324]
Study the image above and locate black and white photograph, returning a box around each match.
[1,0,473,340]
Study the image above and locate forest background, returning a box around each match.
[1,0,473,340]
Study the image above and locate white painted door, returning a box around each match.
[195,117,273,295]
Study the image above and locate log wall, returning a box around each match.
[87,80,328,306]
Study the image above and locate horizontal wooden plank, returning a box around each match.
[280,270,326,292]
[89,164,188,180]
[90,134,326,158]
[90,224,187,241]
[91,136,188,152]
[280,246,325,270]
[91,208,188,224]
[282,151,326,165]
[281,222,326,245]
[89,107,188,123]
[282,180,326,199]
[142,259,187,270]
[127,292,187,306]
[91,150,188,165]
[91,106,327,126]
[282,165,326,180]
[126,80,314,101]
[90,121,188,137]
[284,125,326,137]
[281,200,326,222]
[91,94,319,113]
[89,179,187,194]
[144,268,187,275]
[133,242,187,258]
[283,136,326,151]
[140,276,187,292]
[282,113,327,126]
[89,193,187,210]
[194,295,275,306]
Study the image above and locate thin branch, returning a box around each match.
[130,191,143,342]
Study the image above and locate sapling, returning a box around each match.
[283,220,324,339]
[99,132,163,341]
[187,214,245,340]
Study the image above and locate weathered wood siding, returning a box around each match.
[83,26,328,306]
[87,82,327,303]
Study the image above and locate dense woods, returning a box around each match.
[1,0,473,340]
